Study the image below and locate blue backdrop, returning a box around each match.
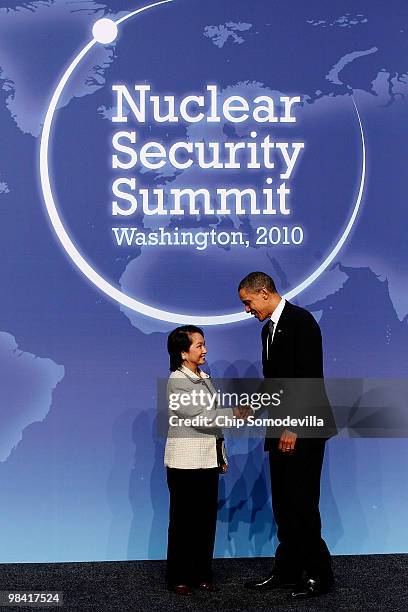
[0,0,407,562]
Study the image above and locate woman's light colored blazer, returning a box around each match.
[164,365,233,469]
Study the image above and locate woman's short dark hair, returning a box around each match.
[167,325,204,372]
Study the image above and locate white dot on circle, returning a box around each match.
[250,131,257,138]
[92,18,118,44]
[266,177,273,184]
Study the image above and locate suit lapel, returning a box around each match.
[274,301,292,334]
[264,301,292,360]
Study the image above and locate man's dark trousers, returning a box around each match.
[268,437,332,582]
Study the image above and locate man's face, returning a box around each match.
[239,287,271,322]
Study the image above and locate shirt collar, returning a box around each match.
[270,297,286,327]
[179,364,209,379]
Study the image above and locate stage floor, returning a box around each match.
[1,555,407,611]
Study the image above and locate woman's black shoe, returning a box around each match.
[199,582,218,592]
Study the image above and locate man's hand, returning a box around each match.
[233,406,254,420]
[278,429,297,453]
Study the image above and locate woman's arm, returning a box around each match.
[167,377,234,429]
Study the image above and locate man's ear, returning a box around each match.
[260,287,269,300]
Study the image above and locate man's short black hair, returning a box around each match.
[167,325,204,372]
[238,271,277,294]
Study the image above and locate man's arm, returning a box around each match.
[293,311,324,377]
[278,312,324,450]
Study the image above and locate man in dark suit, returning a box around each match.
[238,271,335,599]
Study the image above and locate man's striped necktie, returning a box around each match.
[266,319,275,361]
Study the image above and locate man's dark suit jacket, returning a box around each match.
[261,301,337,449]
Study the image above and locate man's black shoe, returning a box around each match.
[244,572,295,590]
[291,576,333,599]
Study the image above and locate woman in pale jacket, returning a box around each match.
[164,325,244,595]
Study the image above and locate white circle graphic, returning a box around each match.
[39,1,366,326]
[92,18,118,44]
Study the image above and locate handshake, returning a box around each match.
[232,405,254,420]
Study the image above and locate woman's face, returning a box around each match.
[183,333,207,367]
